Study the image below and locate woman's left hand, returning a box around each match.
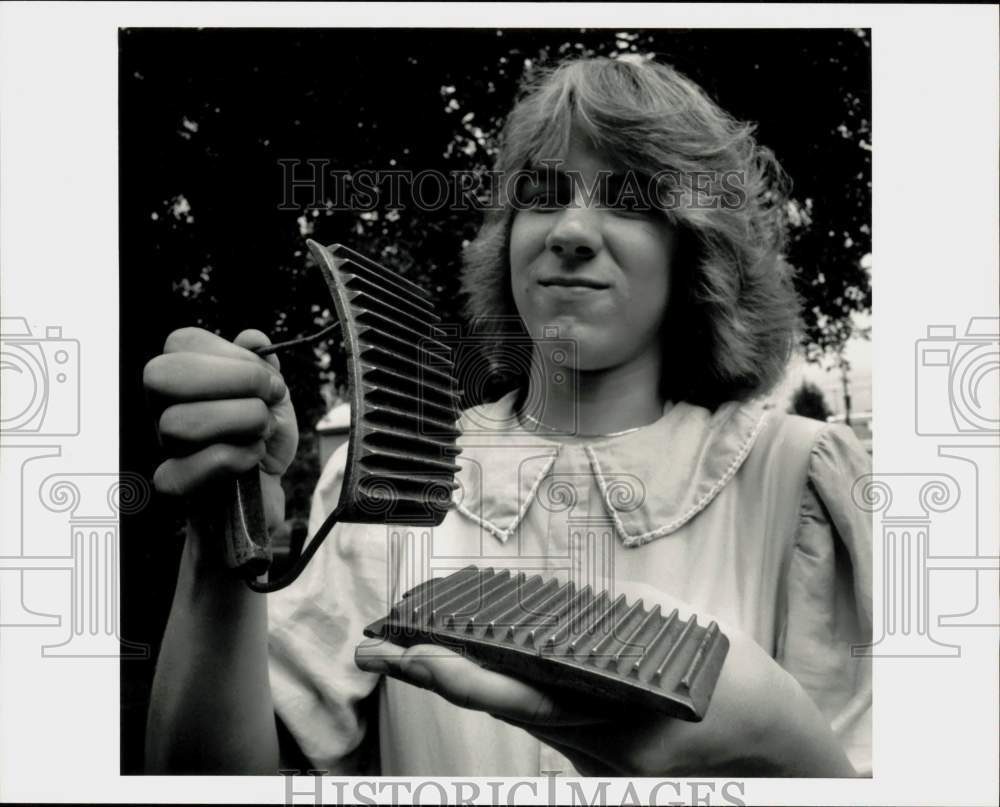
[355,609,857,777]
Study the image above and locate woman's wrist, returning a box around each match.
[659,630,856,777]
[179,511,260,609]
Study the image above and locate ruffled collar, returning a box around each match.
[452,390,770,548]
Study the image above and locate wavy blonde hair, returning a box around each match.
[461,56,800,410]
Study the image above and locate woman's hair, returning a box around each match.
[460,55,800,410]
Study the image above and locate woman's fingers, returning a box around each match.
[163,326,264,363]
[354,641,606,727]
[162,326,284,375]
[355,639,625,775]
[158,399,275,452]
[152,441,267,498]
[144,352,287,404]
[234,328,281,373]
[147,327,285,404]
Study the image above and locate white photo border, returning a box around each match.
[0,2,997,805]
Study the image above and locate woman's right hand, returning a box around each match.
[143,327,299,545]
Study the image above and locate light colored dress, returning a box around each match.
[268,391,872,776]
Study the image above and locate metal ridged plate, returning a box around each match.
[364,566,730,721]
[309,242,462,525]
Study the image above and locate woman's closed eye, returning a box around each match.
[604,175,657,216]
[514,171,658,215]
[516,178,572,211]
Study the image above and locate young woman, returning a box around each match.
[144,56,871,777]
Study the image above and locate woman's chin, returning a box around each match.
[523,317,636,374]
[530,315,598,345]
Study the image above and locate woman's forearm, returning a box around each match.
[757,670,858,777]
[145,517,279,774]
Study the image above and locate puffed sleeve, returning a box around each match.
[267,441,387,773]
[775,423,873,776]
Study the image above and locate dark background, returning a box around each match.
[120,27,871,773]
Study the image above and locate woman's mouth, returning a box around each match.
[538,276,611,291]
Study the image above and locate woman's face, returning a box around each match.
[509,128,679,374]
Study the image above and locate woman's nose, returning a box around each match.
[545,207,602,261]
